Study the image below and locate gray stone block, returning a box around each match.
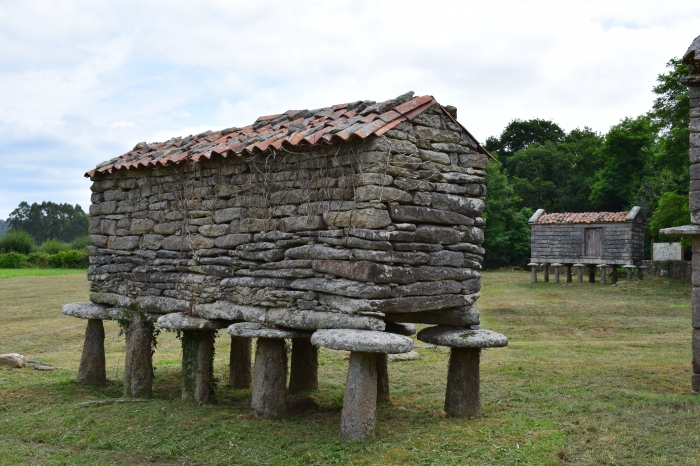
[417,326,507,348]
[311,329,412,354]
[156,312,230,330]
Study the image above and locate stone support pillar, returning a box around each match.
[566,264,573,283]
[340,351,378,442]
[574,264,584,283]
[626,266,634,280]
[124,318,153,398]
[611,267,618,284]
[376,353,390,403]
[543,264,549,283]
[289,337,318,394]
[552,263,561,283]
[598,264,608,285]
[181,330,215,404]
[528,263,538,283]
[77,319,106,386]
[638,266,645,281]
[445,348,481,418]
[251,338,288,419]
[229,336,252,389]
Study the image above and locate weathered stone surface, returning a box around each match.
[63,302,122,320]
[339,351,378,442]
[321,236,393,251]
[445,347,480,418]
[391,280,462,297]
[351,249,430,265]
[214,233,253,249]
[429,251,465,267]
[311,329,413,354]
[318,292,478,315]
[280,215,326,232]
[251,338,288,419]
[195,301,266,322]
[289,338,318,394]
[414,225,462,244]
[198,224,230,237]
[0,353,26,368]
[429,193,484,217]
[153,221,182,235]
[461,226,484,245]
[221,276,290,288]
[312,260,415,285]
[348,228,415,242]
[388,205,474,226]
[213,207,243,223]
[124,318,153,398]
[355,185,412,203]
[290,278,392,299]
[228,322,310,339]
[156,312,230,330]
[89,201,117,216]
[266,309,385,331]
[140,234,164,250]
[417,149,451,165]
[385,307,480,326]
[285,244,352,260]
[130,218,155,234]
[417,326,507,348]
[323,209,392,229]
[459,152,489,169]
[137,296,189,314]
[107,236,141,250]
[89,292,134,307]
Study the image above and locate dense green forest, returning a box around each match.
[5,201,89,244]
[482,58,691,267]
[0,219,7,236]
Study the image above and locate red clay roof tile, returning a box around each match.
[534,211,630,224]
[86,92,490,178]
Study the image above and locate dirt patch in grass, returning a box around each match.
[0,271,698,464]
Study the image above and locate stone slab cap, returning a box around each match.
[527,262,539,267]
[311,329,413,354]
[551,263,562,267]
[156,312,230,331]
[683,34,700,77]
[417,326,508,349]
[384,322,417,336]
[62,302,158,321]
[227,322,310,339]
[622,264,636,268]
[596,264,609,268]
[659,225,700,237]
[573,263,585,267]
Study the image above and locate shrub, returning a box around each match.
[0,231,35,254]
[49,249,89,269]
[27,252,50,268]
[39,238,70,255]
[0,252,27,268]
[69,235,89,251]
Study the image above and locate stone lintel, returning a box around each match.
[311,329,413,354]
[417,326,507,348]
[227,322,310,339]
[659,225,700,237]
[156,312,230,331]
[62,302,158,322]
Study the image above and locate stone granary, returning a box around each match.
[62,91,508,441]
[658,35,700,393]
[528,208,645,284]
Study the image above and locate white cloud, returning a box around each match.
[0,0,699,218]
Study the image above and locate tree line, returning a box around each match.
[482,58,690,267]
[3,201,89,244]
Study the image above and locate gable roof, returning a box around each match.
[86,92,489,178]
[529,206,645,225]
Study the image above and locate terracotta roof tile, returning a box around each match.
[534,211,631,224]
[86,91,490,178]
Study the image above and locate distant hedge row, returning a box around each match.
[0,231,89,269]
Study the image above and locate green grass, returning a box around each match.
[0,271,699,465]
[0,268,86,279]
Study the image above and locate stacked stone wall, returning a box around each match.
[86,105,488,331]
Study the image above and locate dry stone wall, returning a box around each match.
[86,104,488,331]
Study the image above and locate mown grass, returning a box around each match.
[0,268,86,279]
[0,271,698,465]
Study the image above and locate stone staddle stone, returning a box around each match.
[417,326,508,348]
[63,302,125,320]
[156,312,230,331]
[311,329,413,354]
[418,326,507,419]
[227,322,310,339]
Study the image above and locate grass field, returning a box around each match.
[0,271,698,465]
[0,268,86,279]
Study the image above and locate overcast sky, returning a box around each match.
[1,1,699,219]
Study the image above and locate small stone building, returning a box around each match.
[63,91,508,441]
[528,207,645,283]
